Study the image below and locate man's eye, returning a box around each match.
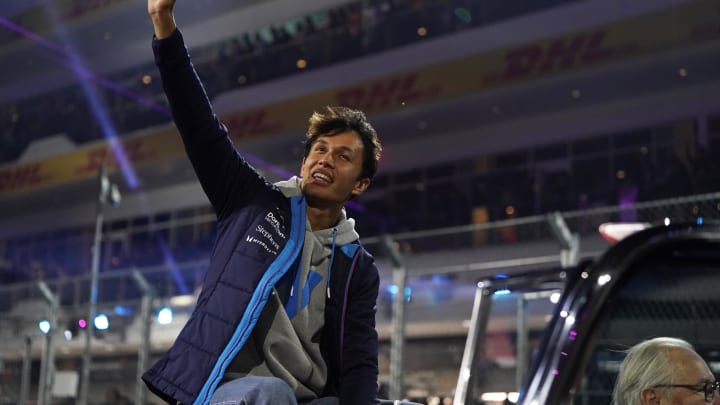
[340,154,350,161]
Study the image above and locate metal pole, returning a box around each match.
[19,336,31,405]
[383,235,407,401]
[133,270,157,405]
[79,201,102,405]
[38,281,59,405]
[453,281,493,405]
[548,212,580,268]
[580,376,589,405]
[389,266,407,401]
[80,166,108,405]
[515,295,528,390]
[136,294,152,405]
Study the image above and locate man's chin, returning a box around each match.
[304,189,344,207]
[303,180,332,193]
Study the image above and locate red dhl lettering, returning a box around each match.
[502,30,614,81]
[334,73,434,112]
[0,163,50,192]
[227,110,285,142]
[75,147,111,175]
[75,139,154,175]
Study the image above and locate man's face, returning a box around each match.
[645,348,719,405]
[300,130,370,207]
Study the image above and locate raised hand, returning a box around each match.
[147,0,177,39]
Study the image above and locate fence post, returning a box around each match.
[133,270,157,405]
[548,212,579,268]
[383,235,407,401]
[37,281,59,405]
[19,336,32,405]
[516,294,528,391]
[453,281,493,405]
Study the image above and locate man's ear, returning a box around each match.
[640,388,661,405]
[351,178,370,197]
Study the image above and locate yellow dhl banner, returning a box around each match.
[0,128,183,196]
[1,0,718,197]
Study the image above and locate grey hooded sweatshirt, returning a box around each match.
[223,176,360,400]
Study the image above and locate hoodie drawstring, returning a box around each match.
[327,228,337,299]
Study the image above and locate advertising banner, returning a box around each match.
[1,0,718,197]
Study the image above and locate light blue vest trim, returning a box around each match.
[340,243,359,258]
[194,196,306,405]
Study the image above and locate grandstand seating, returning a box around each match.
[0,0,581,164]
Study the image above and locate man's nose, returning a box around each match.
[319,155,334,167]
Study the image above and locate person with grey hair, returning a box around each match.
[612,337,720,405]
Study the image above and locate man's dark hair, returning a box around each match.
[304,106,382,180]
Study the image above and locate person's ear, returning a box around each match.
[351,178,370,197]
[640,388,661,405]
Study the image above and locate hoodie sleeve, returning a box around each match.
[340,253,380,405]
[152,29,267,219]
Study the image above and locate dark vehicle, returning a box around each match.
[455,222,720,405]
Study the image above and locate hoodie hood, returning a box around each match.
[274,176,303,198]
[275,176,359,247]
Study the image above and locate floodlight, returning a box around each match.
[158,307,173,325]
[38,320,51,334]
[94,314,109,330]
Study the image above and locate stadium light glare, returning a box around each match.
[403,286,412,302]
[94,314,109,330]
[550,292,562,304]
[157,307,173,325]
[38,320,51,334]
[493,288,511,296]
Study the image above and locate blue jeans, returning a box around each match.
[209,376,339,405]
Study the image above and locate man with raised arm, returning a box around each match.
[143,2,383,404]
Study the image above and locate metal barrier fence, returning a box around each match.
[2,192,716,319]
[362,191,720,283]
